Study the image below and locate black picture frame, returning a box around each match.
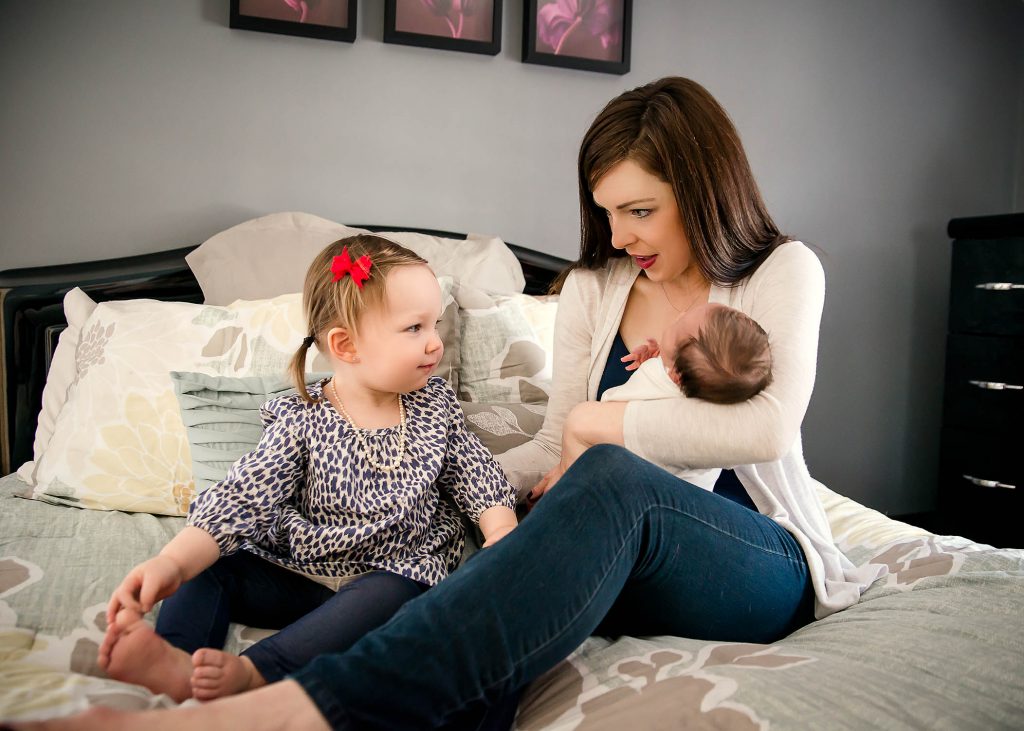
[229,0,357,43]
[384,0,502,56]
[522,0,631,75]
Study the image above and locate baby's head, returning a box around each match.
[661,303,772,405]
[289,234,435,402]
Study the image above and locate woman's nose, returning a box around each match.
[609,216,635,250]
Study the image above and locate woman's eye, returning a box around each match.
[632,208,651,219]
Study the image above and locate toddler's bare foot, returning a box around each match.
[98,607,142,671]
[104,618,193,702]
[190,648,266,700]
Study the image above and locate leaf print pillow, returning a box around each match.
[459,401,546,455]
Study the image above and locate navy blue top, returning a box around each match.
[596,332,756,511]
[596,332,632,400]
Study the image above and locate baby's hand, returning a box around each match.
[621,338,661,371]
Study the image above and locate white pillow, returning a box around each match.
[17,288,97,485]
[186,212,525,305]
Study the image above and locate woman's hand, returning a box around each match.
[524,463,565,509]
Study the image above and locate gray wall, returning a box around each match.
[2,1,1022,516]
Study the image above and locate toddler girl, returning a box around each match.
[98,234,518,702]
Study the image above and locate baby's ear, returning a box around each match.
[326,326,359,363]
[667,367,682,386]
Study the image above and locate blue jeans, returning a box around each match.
[292,444,815,730]
[154,550,427,683]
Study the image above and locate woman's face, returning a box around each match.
[591,158,695,284]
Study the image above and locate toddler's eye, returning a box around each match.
[407,324,421,333]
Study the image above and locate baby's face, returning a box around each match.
[659,302,720,372]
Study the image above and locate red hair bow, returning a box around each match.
[331,248,372,289]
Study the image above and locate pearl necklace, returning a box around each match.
[327,379,406,473]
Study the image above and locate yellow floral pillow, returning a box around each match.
[29,292,318,515]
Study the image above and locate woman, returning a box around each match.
[6,77,881,731]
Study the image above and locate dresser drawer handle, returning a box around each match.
[974,282,1024,291]
[968,380,1023,391]
[963,474,1016,490]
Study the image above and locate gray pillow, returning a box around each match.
[170,371,330,492]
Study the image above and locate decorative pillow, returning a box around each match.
[456,283,559,404]
[172,371,330,493]
[28,279,459,515]
[460,401,547,455]
[185,212,525,305]
[17,288,97,484]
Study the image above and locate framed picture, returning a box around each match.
[522,0,631,75]
[229,0,357,43]
[384,0,502,56]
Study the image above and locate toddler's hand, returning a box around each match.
[482,523,516,547]
[105,555,184,629]
[621,338,661,371]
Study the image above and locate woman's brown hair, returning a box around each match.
[288,234,428,403]
[553,76,788,292]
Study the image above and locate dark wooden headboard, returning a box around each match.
[0,226,571,475]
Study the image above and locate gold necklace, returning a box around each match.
[327,379,406,473]
[660,280,707,314]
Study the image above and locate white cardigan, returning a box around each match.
[497,242,885,618]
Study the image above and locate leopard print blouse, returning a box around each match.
[187,377,516,586]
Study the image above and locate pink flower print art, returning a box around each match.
[394,0,496,43]
[536,0,624,62]
[238,0,345,25]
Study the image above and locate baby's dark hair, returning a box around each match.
[672,307,772,404]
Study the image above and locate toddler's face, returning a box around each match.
[659,302,720,373]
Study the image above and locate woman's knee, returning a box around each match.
[570,443,640,476]
[556,444,650,506]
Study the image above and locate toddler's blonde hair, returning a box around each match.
[289,234,428,403]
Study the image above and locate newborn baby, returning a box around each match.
[600,302,772,490]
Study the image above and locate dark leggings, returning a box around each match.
[154,551,427,683]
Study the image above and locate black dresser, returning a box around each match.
[939,212,1024,548]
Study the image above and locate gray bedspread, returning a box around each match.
[2,473,1023,728]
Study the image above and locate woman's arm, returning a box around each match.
[561,401,627,467]
[623,243,825,469]
[496,270,595,497]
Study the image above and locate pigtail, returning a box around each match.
[291,335,317,404]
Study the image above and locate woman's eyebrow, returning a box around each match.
[615,198,656,210]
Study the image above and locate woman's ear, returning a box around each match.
[326,326,360,364]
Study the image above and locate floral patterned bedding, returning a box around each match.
[2,471,1023,728]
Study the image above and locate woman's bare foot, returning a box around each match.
[190,648,266,700]
[2,679,330,731]
[103,619,193,702]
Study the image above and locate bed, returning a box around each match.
[1,212,1022,729]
